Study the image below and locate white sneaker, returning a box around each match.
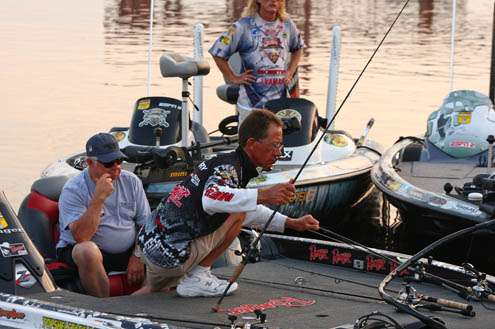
[176,270,238,297]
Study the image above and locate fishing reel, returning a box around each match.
[397,284,420,306]
[236,229,261,263]
[226,309,268,329]
[462,263,494,300]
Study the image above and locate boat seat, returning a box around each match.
[18,175,139,296]
[160,52,210,79]
[216,84,240,104]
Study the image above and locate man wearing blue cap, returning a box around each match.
[57,133,151,297]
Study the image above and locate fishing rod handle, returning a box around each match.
[485,293,495,302]
[423,295,472,312]
[466,287,495,302]
[212,262,247,312]
[230,262,247,282]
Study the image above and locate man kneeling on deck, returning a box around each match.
[135,109,319,297]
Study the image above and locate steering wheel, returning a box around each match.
[218,115,239,136]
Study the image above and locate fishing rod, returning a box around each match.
[212,0,412,312]
[271,258,399,292]
[234,276,385,302]
[379,219,495,329]
[312,226,485,299]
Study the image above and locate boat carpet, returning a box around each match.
[398,162,489,194]
[29,258,493,329]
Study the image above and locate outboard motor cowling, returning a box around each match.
[265,98,318,148]
[426,90,495,158]
[128,97,185,146]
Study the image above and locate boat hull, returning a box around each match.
[42,135,382,222]
[275,170,374,219]
[372,137,495,271]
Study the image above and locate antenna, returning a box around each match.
[193,23,205,125]
[146,0,156,96]
[448,0,457,92]
[326,25,341,130]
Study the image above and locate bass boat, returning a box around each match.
[39,51,382,220]
[372,90,495,270]
[1,188,495,329]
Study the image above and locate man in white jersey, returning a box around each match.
[209,0,304,123]
[57,133,151,297]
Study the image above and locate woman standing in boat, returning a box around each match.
[209,0,304,123]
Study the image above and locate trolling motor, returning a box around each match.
[122,135,238,185]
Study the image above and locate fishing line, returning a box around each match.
[269,256,400,293]
[291,0,412,182]
[235,276,384,302]
[379,219,495,329]
[312,227,476,294]
[312,227,398,264]
[213,0,412,311]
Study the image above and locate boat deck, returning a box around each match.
[397,161,489,194]
[29,258,494,329]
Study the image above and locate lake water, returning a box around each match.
[1,0,494,210]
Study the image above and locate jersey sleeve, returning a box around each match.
[286,18,304,52]
[243,204,287,233]
[202,163,258,215]
[208,22,243,59]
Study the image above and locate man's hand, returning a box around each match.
[127,255,145,286]
[94,173,114,202]
[258,179,296,205]
[231,69,256,85]
[285,215,319,232]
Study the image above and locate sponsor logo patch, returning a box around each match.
[137,98,151,110]
[15,264,37,289]
[0,216,7,229]
[449,140,476,149]
[0,242,28,257]
[205,186,234,202]
[0,308,25,320]
[139,108,171,128]
[456,112,472,125]
[42,316,94,329]
[167,185,191,208]
[308,245,329,261]
[224,297,315,316]
[0,228,23,234]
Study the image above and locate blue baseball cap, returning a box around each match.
[86,133,127,163]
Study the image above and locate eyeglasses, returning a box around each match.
[98,158,124,168]
[257,140,284,152]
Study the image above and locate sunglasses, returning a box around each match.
[98,158,124,168]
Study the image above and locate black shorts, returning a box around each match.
[56,245,133,273]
